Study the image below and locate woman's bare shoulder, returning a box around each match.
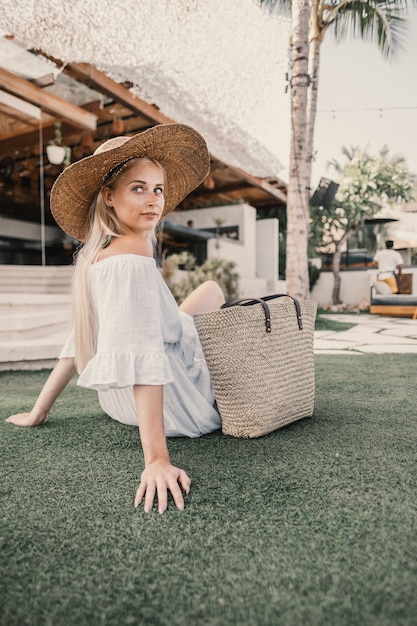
[98,234,153,261]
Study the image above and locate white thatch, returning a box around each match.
[0,0,291,177]
[375,208,417,249]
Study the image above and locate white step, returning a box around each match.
[0,265,73,294]
[0,309,71,340]
[0,288,72,370]
[0,293,71,312]
[0,331,68,371]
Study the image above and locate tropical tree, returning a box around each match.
[310,145,415,304]
[257,0,417,299]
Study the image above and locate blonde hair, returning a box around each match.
[71,157,164,372]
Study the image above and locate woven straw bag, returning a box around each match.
[194,294,317,438]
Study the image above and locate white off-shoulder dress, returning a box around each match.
[59,254,221,437]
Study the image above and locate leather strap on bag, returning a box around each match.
[222,298,272,332]
[261,294,303,330]
[221,294,303,333]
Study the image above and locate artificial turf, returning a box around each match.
[1,354,416,626]
[314,313,357,332]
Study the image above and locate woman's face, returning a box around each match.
[103,159,165,235]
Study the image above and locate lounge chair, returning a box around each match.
[370,282,417,319]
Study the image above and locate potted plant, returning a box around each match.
[46,122,71,165]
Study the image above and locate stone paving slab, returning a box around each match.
[314,330,340,339]
[320,313,416,327]
[314,313,417,354]
[336,324,381,335]
[353,344,417,354]
[328,331,416,345]
[379,328,417,338]
[314,349,363,355]
[314,338,365,351]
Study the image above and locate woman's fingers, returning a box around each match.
[134,481,146,509]
[166,477,184,512]
[144,483,157,514]
[135,466,191,514]
[156,481,168,515]
[178,470,192,495]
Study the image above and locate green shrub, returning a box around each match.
[161,251,240,303]
[308,261,321,291]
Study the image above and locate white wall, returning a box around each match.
[240,276,287,299]
[256,218,278,281]
[207,236,254,278]
[168,204,249,239]
[311,267,417,308]
[167,204,282,297]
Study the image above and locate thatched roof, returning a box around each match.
[0,0,290,177]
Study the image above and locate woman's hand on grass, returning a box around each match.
[134,460,191,515]
[5,409,48,427]
[5,359,75,428]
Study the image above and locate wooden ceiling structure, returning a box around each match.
[0,41,287,233]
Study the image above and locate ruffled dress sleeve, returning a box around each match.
[78,255,173,391]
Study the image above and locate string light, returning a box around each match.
[318,105,417,113]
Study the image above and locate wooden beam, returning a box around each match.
[226,164,287,204]
[23,58,287,206]
[0,90,41,120]
[65,63,174,125]
[61,64,288,205]
[0,108,54,141]
[0,68,97,131]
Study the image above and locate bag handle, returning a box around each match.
[221,298,271,333]
[261,294,303,330]
[221,294,303,332]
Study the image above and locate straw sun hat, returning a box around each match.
[50,123,210,241]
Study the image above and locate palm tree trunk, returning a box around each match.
[286,0,311,300]
[332,245,342,305]
[303,5,324,288]
[306,36,321,179]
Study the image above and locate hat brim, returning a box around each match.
[50,123,210,241]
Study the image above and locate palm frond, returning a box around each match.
[256,0,292,19]
[327,0,417,59]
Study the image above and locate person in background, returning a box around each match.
[5,124,224,514]
[372,240,403,293]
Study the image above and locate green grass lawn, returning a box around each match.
[1,355,416,626]
[315,312,358,332]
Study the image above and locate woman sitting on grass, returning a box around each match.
[5,123,224,515]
